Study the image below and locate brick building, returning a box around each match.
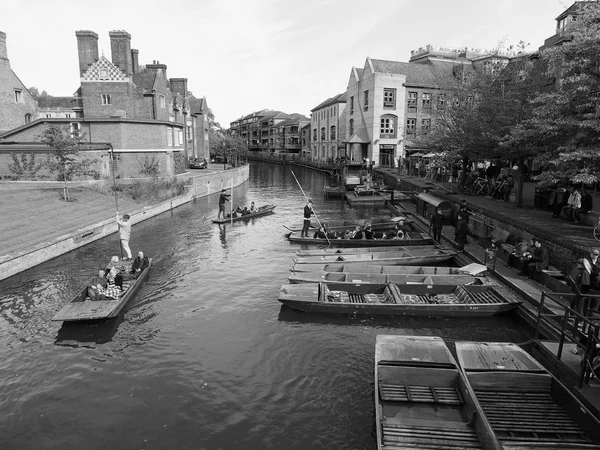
[310,93,346,161]
[0,32,38,134]
[0,30,210,179]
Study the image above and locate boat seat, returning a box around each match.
[379,382,462,405]
[381,422,481,449]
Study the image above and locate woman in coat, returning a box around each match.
[454,213,469,253]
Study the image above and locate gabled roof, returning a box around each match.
[132,69,157,91]
[311,93,346,112]
[82,55,128,82]
[556,1,585,20]
[369,58,463,87]
[190,97,205,114]
[345,127,370,143]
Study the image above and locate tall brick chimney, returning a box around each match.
[75,30,99,77]
[170,78,188,96]
[0,31,8,61]
[146,62,168,81]
[109,30,132,77]
[131,48,139,74]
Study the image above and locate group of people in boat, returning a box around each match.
[311,219,414,240]
[86,251,149,301]
[224,202,257,219]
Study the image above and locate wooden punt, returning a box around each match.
[287,231,433,246]
[291,264,486,275]
[52,259,151,322]
[212,204,276,224]
[288,271,491,285]
[278,282,521,317]
[456,342,600,450]
[295,244,450,256]
[293,249,457,266]
[375,335,501,450]
[285,216,413,233]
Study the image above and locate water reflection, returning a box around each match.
[55,316,125,347]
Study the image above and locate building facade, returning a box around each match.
[310,93,346,162]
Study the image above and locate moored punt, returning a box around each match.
[295,244,449,256]
[288,271,491,285]
[456,342,600,450]
[375,335,501,450]
[293,249,457,266]
[278,282,521,317]
[291,264,486,274]
[212,205,276,224]
[287,231,433,246]
[285,216,413,233]
[52,259,152,322]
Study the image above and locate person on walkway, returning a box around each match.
[509,238,532,270]
[130,251,149,279]
[586,249,600,318]
[430,209,444,242]
[567,258,592,329]
[520,238,549,279]
[501,174,515,201]
[453,200,470,226]
[454,213,469,253]
[561,186,581,221]
[116,213,132,261]
[217,189,231,220]
[574,189,593,224]
[301,199,313,237]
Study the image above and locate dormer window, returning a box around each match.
[99,68,109,80]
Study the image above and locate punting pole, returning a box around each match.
[230,179,234,226]
[291,170,331,246]
[109,144,123,260]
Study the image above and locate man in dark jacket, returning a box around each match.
[521,238,549,279]
[430,209,444,242]
[574,189,593,224]
[454,213,469,253]
[130,251,149,279]
[301,199,313,237]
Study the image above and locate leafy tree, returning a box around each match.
[210,132,247,167]
[504,1,600,186]
[7,153,44,180]
[27,87,49,102]
[37,125,86,201]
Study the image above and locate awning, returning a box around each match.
[344,128,370,144]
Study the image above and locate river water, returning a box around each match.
[0,162,532,450]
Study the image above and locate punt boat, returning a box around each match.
[52,259,151,322]
[295,244,449,256]
[285,216,413,233]
[288,271,491,285]
[290,264,487,275]
[212,204,276,224]
[293,249,456,266]
[278,282,521,317]
[287,231,433,247]
[456,342,600,450]
[375,335,501,450]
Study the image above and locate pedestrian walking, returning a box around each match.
[430,209,444,242]
[454,213,468,253]
[116,212,132,260]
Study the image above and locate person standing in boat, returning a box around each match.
[250,202,257,212]
[116,213,132,261]
[301,199,313,238]
[217,189,231,220]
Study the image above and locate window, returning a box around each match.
[350,96,354,115]
[349,119,354,136]
[99,68,109,80]
[101,94,111,105]
[160,95,166,108]
[364,90,369,111]
[45,114,51,118]
[313,129,317,141]
[167,127,173,146]
[408,92,417,107]
[330,125,336,140]
[421,119,431,133]
[65,113,71,118]
[321,127,326,141]
[406,118,416,134]
[14,90,23,103]
[187,126,192,141]
[383,89,396,107]
[380,115,397,138]
[25,114,31,124]
[70,122,81,136]
[437,94,445,109]
[178,130,184,145]
[422,93,431,107]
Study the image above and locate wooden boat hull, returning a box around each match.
[456,342,600,449]
[52,259,151,322]
[278,282,521,317]
[286,216,414,233]
[288,271,489,285]
[291,264,481,274]
[375,335,501,450]
[293,250,457,266]
[212,205,276,224]
[296,244,449,256]
[287,231,433,246]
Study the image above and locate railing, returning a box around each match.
[533,288,600,388]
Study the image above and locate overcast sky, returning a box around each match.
[2,0,570,127]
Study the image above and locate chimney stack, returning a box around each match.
[169,78,188,97]
[131,48,139,74]
[109,30,132,77]
[146,62,168,81]
[0,31,8,61]
[75,30,99,76]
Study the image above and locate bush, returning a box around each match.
[174,153,187,174]
[138,155,160,177]
[114,178,186,202]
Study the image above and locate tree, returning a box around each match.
[505,1,600,186]
[37,125,86,201]
[210,132,248,168]
[27,86,49,102]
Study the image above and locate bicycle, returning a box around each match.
[469,177,490,196]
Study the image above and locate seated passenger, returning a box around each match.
[394,219,411,235]
[97,266,122,300]
[249,202,257,212]
[326,229,339,239]
[241,207,250,216]
[313,227,327,239]
[87,269,108,301]
[130,251,149,279]
[235,206,243,214]
[351,226,363,240]
[364,224,374,239]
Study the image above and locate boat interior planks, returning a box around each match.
[295,244,449,257]
[292,249,457,266]
[456,342,600,450]
[287,231,433,247]
[288,271,492,286]
[290,264,480,275]
[375,335,501,450]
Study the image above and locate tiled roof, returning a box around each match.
[345,127,370,143]
[190,97,205,114]
[370,58,461,87]
[82,55,128,82]
[38,96,75,109]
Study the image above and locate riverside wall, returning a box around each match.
[0,165,249,282]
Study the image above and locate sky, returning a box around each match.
[1,0,572,127]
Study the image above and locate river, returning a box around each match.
[0,161,532,450]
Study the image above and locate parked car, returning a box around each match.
[189,158,208,169]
